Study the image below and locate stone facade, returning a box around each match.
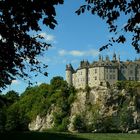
[66,53,140,89]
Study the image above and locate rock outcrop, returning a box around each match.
[29,105,56,131]
[29,86,140,133]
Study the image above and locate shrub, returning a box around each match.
[73,115,86,132]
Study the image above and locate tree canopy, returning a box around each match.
[0,0,64,90]
[76,0,140,53]
[1,79,140,132]
[0,76,76,132]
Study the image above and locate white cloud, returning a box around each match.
[58,50,67,56]
[46,34,55,41]
[12,80,20,85]
[69,50,84,56]
[87,49,100,56]
[39,32,55,42]
[58,49,99,57]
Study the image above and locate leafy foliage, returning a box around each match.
[1,79,140,133]
[73,115,86,132]
[116,81,140,90]
[0,0,64,90]
[50,76,68,90]
[5,103,29,131]
[4,90,19,105]
[0,91,20,132]
[76,0,140,53]
[0,76,76,132]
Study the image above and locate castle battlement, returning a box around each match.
[66,54,140,89]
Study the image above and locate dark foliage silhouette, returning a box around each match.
[76,0,140,52]
[0,0,63,90]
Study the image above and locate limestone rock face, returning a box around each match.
[28,86,140,132]
[28,105,55,131]
[29,115,46,131]
[68,86,110,131]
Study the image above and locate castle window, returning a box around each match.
[100,82,103,86]
[110,69,112,72]
[95,69,97,73]
[113,75,115,79]
[129,70,133,74]
[106,69,108,72]
[113,69,115,73]
[110,75,112,79]
[106,75,108,79]
[95,77,97,80]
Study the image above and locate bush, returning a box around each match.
[0,109,6,132]
[55,117,69,131]
[73,115,86,132]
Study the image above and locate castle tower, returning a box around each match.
[118,54,120,62]
[113,52,117,61]
[106,55,110,61]
[99,54,103,62]
[66,64,73,86]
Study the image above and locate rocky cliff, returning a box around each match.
[29,85,140,133]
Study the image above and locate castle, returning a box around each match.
[66,53,140,89]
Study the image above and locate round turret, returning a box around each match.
[66,64,73,86]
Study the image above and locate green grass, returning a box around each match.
[0,132,85,140]
[75,133,140,140]
[0,132,140,140]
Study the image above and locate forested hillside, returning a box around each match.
[0,77,140,133]
[0,76,76,132]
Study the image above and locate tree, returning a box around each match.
[76,0,140,53]
[0,108,6,132]
[4,90,19,105]
[5,103,29,131]
[50,76,68,90]
[0,0,64,90]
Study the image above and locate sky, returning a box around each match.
[2,0,140,94]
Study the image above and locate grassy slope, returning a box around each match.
[0,132,140,140]
[75,133,140,140]
[0,132,86,140]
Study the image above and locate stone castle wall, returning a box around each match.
[66,54,140,89]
